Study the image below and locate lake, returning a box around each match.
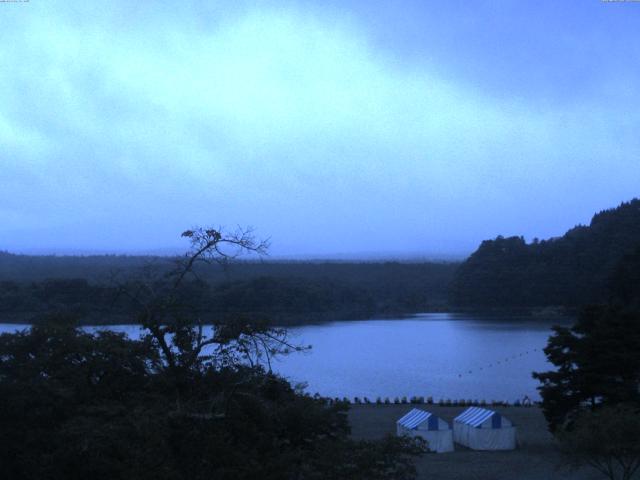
[0,313,570,402]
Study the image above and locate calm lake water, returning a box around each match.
[0,313,570,402]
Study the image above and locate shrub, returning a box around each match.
[0,318,427,480]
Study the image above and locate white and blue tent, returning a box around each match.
[453,407,516,450]
[396,408,454,453]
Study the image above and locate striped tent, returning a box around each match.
[453,407,516,450]
[396,408,454,453]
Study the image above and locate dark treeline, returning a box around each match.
[450,198,640,308]
[4,198,639,319]
[0,252,155,282]
[0,256,458,325]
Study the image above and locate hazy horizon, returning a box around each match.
[3,244,467,262]
[2,1,639,258]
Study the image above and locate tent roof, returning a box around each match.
[397,408,433,429]
[454,407,499,427]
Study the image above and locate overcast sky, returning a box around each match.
[1,1,639,258]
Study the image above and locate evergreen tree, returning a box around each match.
[534,247,640,430]
[533,306,640,431]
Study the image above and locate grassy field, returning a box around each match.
[348,404,602,480]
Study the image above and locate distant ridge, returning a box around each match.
[450,198,640,308]
[0,248,464,263]
[0,253,458,325]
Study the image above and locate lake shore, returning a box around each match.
[348,404,600,480]
[0,306,574,327]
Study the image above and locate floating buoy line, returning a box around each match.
[456,348,539,378]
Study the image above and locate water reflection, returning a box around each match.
[274,313,571,401]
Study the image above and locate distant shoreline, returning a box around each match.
[0,307,575,328]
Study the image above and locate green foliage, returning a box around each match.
[0,319,422,480]
[534,306,640,431]
[534,249,640,431]
[451,199,640,307]
[609,247,640,312]
[0,227,424,479]
[557,405,640,480]
[0,262,458,325]
[298,435,426,480]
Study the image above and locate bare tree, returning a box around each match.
[112,226,309,412]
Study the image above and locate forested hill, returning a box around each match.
[450,198,640,308]
[0,255,458,324]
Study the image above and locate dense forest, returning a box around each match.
[450,199,640,308]
[0,255,457,325]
